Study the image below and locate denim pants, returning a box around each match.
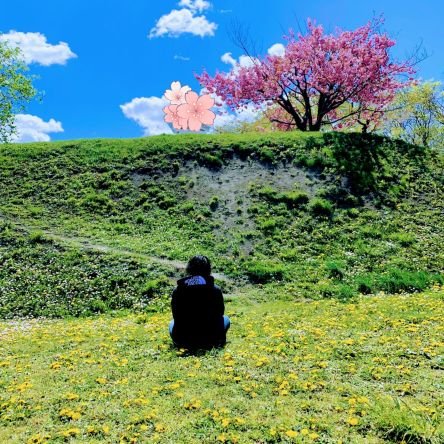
[169,315,231,338]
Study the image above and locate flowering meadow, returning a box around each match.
[1,287,443,443]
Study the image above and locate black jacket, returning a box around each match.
[171,274,225,348]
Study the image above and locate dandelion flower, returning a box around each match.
[285,430,298,438]
[348,417,359,426]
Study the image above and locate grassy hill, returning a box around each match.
[0,132,444,443]
[0,132,443,317]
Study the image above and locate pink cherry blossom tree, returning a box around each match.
[196,18,416,132]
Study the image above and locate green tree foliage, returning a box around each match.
[0,39,37,143]
[214,112,274,134]
[383,81,444,149]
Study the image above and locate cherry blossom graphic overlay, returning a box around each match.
[163,81,216,132]
[163,104,188,130]
[164,81,191,105]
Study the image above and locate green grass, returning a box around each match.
[0,223,175,318]
[1,132,443,317]
[1,289,443,443]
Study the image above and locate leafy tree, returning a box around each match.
[382,81,444,148]
[214,111,275,133]
[197,18,415,132]
[0,39,37,143]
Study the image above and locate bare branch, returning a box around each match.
[227,19,260,59]
[404,39,428,69]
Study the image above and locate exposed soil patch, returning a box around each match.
[186,159,325,230]
[131,157,332,255]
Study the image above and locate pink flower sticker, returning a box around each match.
[163,104,188,130]
[177,91,216,132]
[164,81,191,105]
[163,81,216,132]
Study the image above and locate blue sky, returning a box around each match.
[1,0,443,142]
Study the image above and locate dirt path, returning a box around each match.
[0,215,232,282]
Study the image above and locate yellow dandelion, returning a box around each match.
[60,428,80,438]
[285,430,298,438]
[221,418,230,428]
[154,423,165,432]
[348,417,359,426]
[27,434,50,444]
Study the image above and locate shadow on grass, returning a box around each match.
[322,132,426,194]
[167,341,228,357]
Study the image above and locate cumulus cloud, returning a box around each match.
[221,43,285,70]
[0,31,76,66]
[213,103,262,131]
[221,52,257,70]
[197,86,263,132]
[11,114,64,142]
[178,0,211,12]
[267,43,285,57]
[220,52,236,66]
[120,97,173,136]
[148,1,217,38]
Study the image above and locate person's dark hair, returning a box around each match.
[186,255,211,276]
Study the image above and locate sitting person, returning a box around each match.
[169,255,230,350]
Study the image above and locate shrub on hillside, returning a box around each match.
[209,196,219,211]
[81,192,115,213]
[279,191,309,208]
[199,153,223,170]
[255,186,309,209]
[357,269,443,294]
[28,230,46,244]
[141,277,171,299]
[244,259,287,283]
[309,198,334,218]
[325,260,346,280]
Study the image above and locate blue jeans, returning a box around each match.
[169,315,231,338]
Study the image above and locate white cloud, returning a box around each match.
[267,43,285,57]
[178,0,211,12]
[221,43,285,70]
[12,114,64,142]
[149,8,217,38]
[120,97,173,136]
[221,52,236,66]
[0,31,76,66]
[213,103,262,131]
[148,0,217,39]
[221,52,257,70]
[174,54,191,61]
